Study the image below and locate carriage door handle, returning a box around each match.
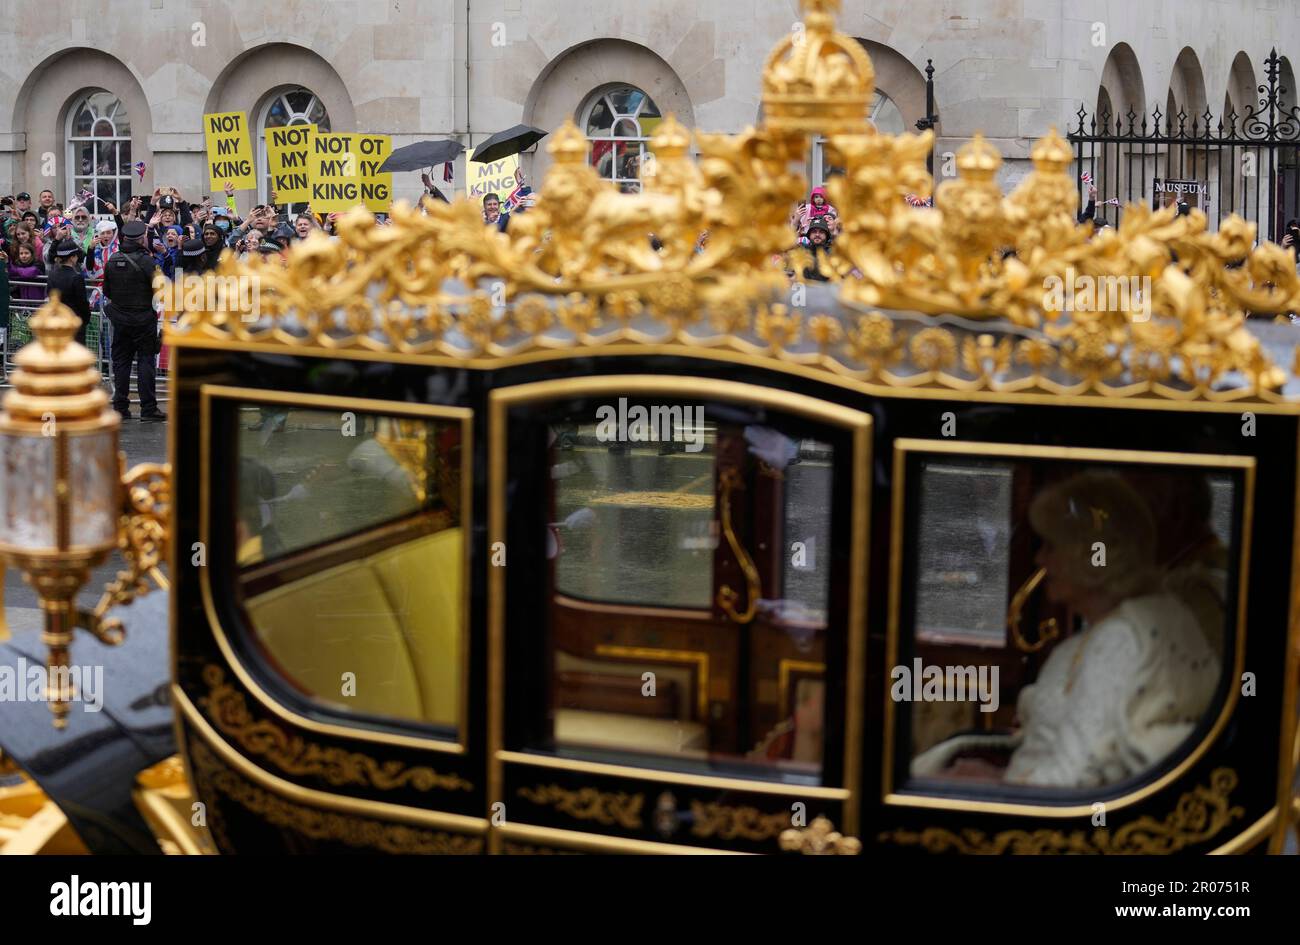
[716,466,761,624]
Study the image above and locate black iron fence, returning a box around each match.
[1069,49,1300,244]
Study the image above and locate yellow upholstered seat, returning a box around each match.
[243,526,462,726]
[369,528,462,725]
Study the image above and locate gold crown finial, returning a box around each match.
[1030,127,1073,171]
[548,119,590,164]
[25,293,83,356]
[956,134,1002,181]
[761,0,874,135]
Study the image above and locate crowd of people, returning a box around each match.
[1,183,338,296]
[0,182,351,422]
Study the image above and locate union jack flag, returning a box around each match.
[134,161,147,181]
[1080,171,1093,186]
[504,184,533,213]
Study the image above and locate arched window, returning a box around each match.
[67,91,132,213]
[584,85,662,192]
[868,88,906,134]
[258,88,331,213]
[811,90,905,185]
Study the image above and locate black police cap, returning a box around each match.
[54,239,82,258]
[120,221,147,239]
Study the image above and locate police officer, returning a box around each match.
[103,220,166,421]
[46,239,93,348]
[178,237,208,275]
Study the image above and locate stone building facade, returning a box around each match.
[1,0,1297,212]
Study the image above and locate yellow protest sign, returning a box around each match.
[466,154,520,202]
[309,132,392,212]
[203,111,255,190]
[266,124,315,204]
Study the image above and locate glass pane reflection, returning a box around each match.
[545,407,836,784]
[904,458,1235,792]
[234,404,463,731]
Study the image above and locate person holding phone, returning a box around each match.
[226,205,275,249]
[154,225,183,279]
[1282,218,1300,250]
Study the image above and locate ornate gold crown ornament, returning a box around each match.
[761,0,876,135]
[167,0,1300,406]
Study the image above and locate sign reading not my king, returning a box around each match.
[466,154,520,201]
[203,111,256,190]
[309,133,392,212]
[266,124,316,204]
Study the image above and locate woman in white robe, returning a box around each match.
[914,471,1221,788]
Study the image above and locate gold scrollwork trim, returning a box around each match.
[878,768,1245,854]
[188,739,481,855]
[199,665,472,793]
[516,784,644,830]
[690,801,793,841]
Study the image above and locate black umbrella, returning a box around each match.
[378,139,465,173]
[470,124,548,164]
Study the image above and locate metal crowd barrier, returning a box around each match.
[2,278,169,398]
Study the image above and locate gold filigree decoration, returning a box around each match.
[198,666,472,793]
[165,0,1299,409]
[690,801,793,841]
[779,815,863,855]
[187,738,481,854]
[85,461,170,644]
[516,784,644,829]
[877,768,1244,854]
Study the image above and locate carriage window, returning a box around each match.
[232,404,464,732]
[543,402,836,784]
[551,414,716,609]
[900,454,1239,795]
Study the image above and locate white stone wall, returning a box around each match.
[0,0,1296,207]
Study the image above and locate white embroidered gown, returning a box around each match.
[1004,592,1221,787]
